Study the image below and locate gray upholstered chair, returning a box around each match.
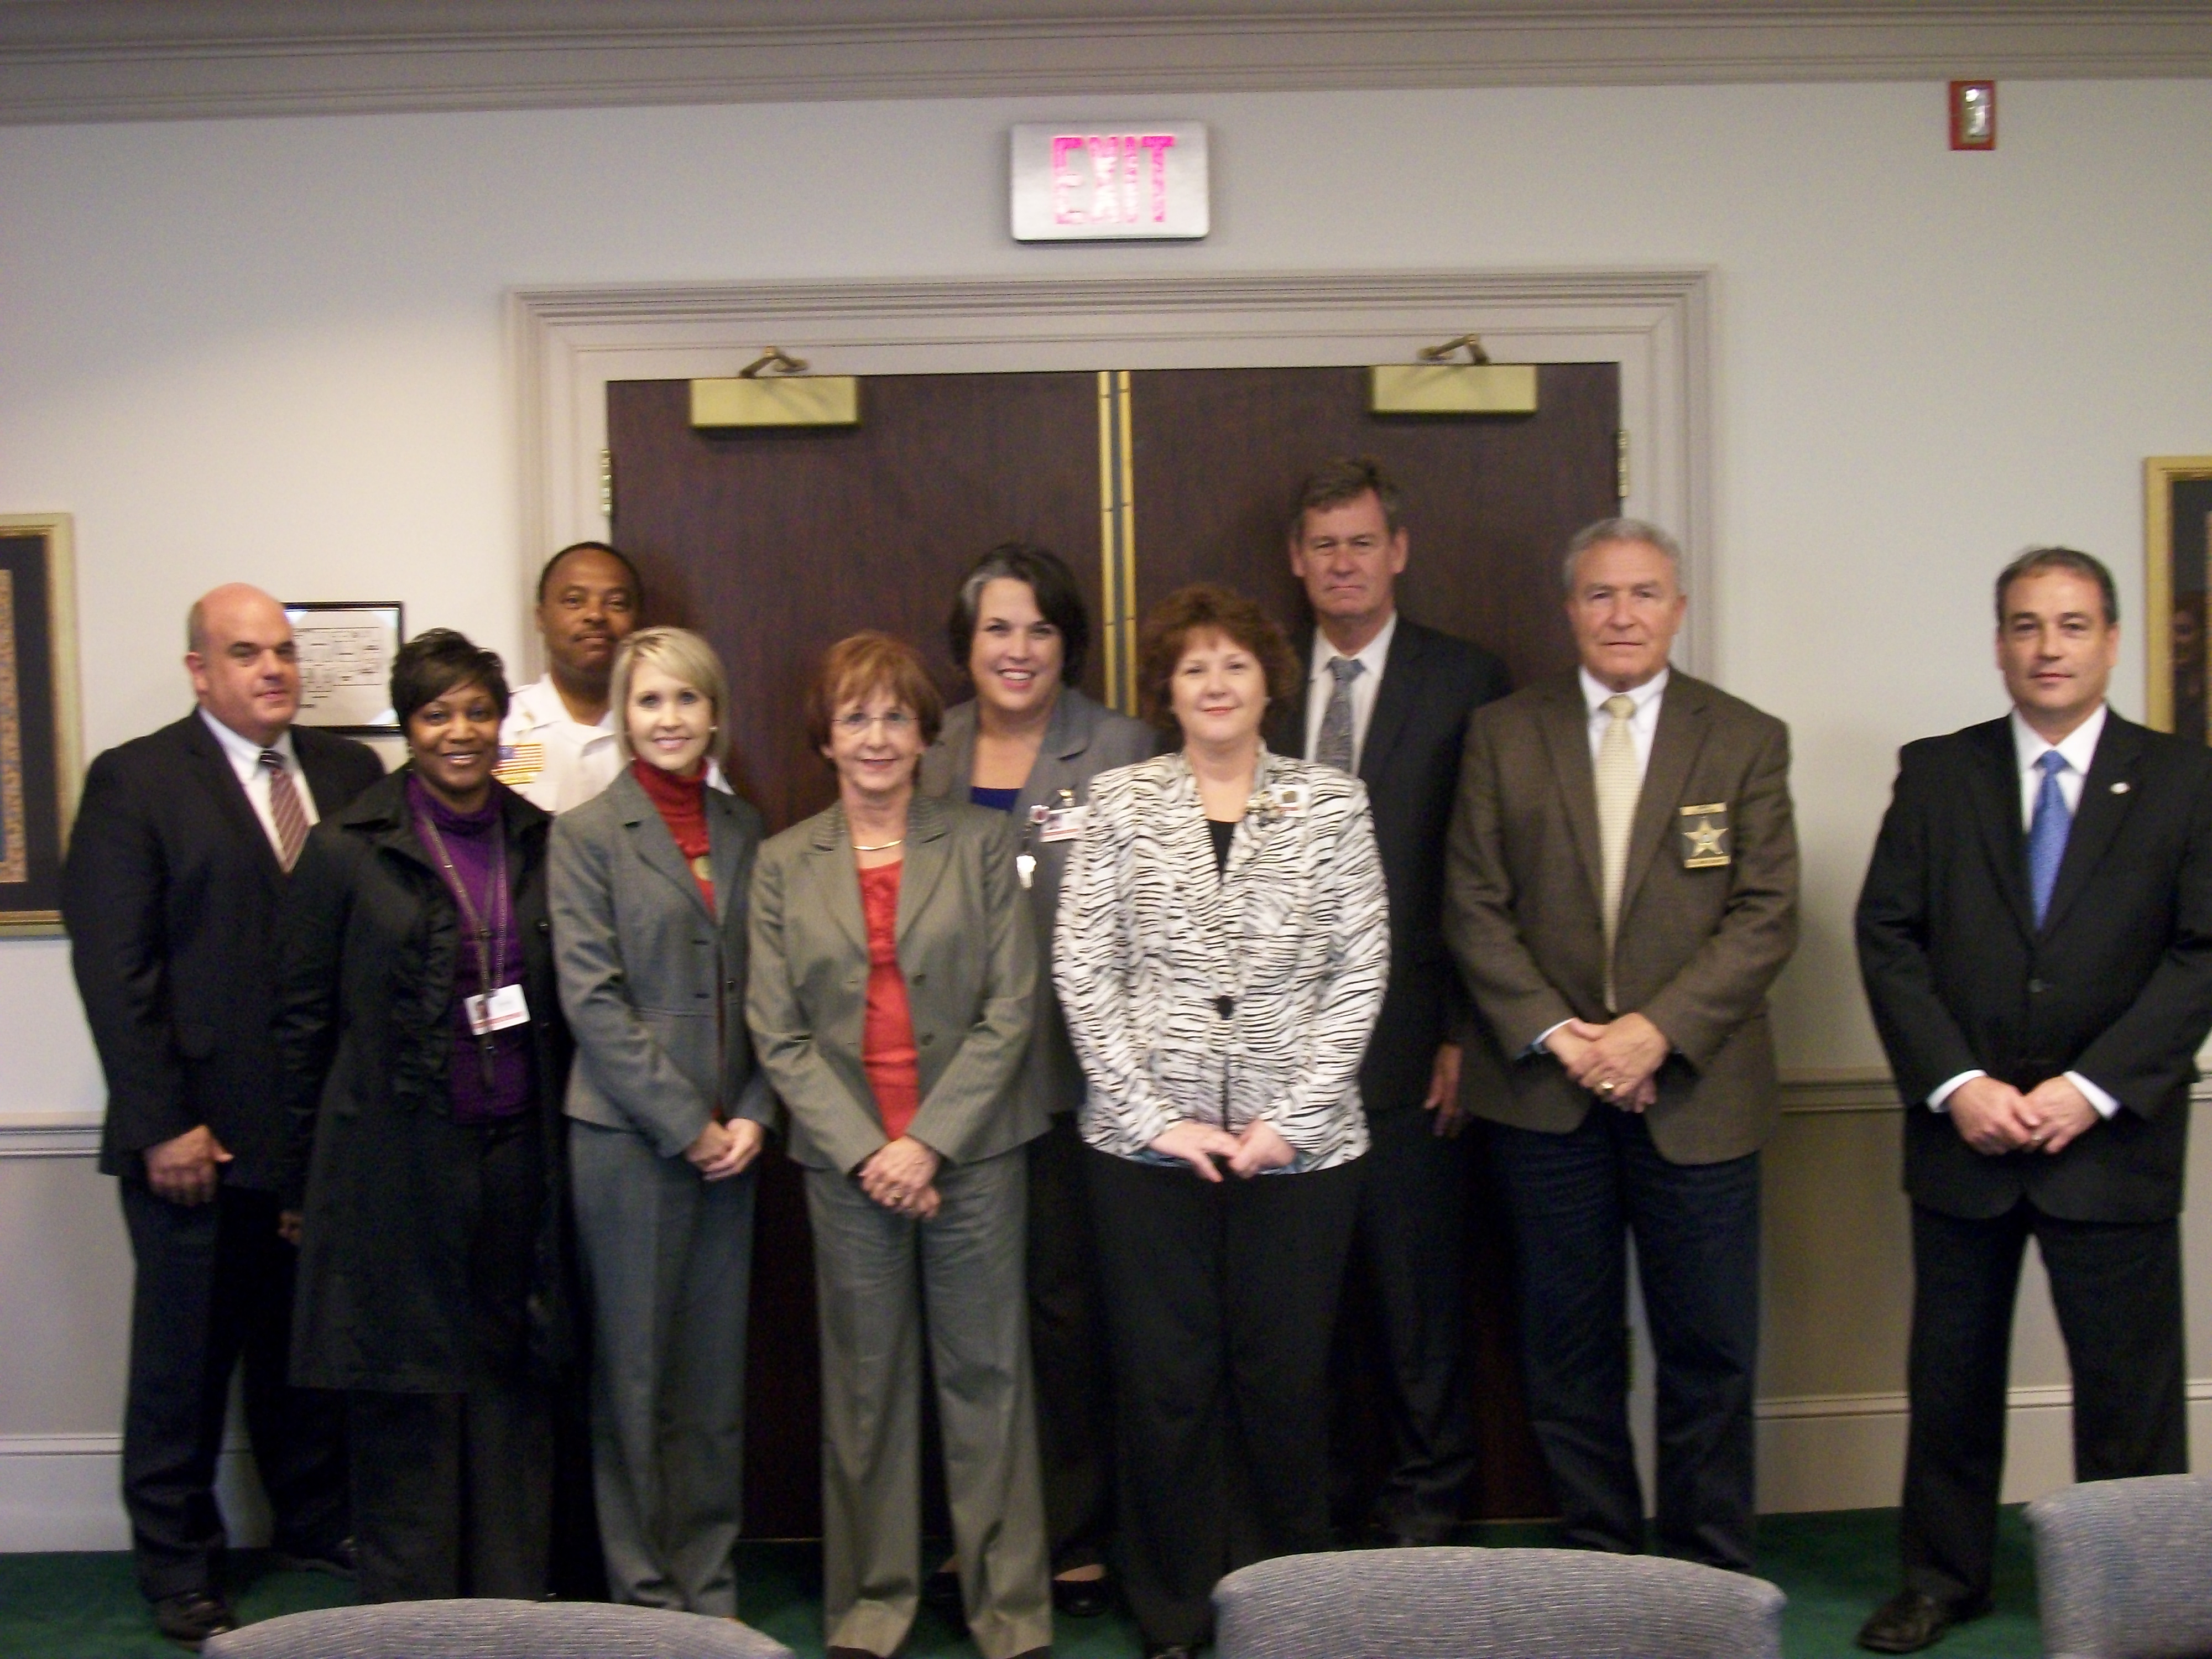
[1213,1546,1786,1659]
[2026,1474,2212,1659]
[202,1598,797,1659]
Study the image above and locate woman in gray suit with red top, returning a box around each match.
[917,543,1152,1618]
[748,631,1049,1659]
[549,627,770,1618]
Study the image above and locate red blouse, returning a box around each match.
[858,861,921,1141]
[632,757,714,909]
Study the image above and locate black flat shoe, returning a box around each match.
[150,1590,238,1650]
[1857,1588,1992,1653]
[1052,1573,1114,1618]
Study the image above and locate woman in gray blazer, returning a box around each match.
[748,631,1050,1659]
[1055,585,1389,1659]
[548,628,770,1617]
[916,543,1152,1618]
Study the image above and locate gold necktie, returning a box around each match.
[1594,693,1639,1010]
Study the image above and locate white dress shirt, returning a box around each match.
[1303,611,1399,774]
[1530,666,1671,1054]
[200,707,318,860]
[1927,702,2118,1120]
[1580,664,1668,776]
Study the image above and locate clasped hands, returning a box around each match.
[858,1135,942,1219]
[686,1116,767,1182]
[1150,1117,1296,1182]
[1547,1013,1669,1112]
[1947,1074,2099,1157]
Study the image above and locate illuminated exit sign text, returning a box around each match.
[1010,122,1209,242]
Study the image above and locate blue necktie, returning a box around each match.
[2027,749,2072,926]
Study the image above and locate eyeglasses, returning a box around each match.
[833,710,916,734]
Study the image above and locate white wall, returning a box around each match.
[3,77,2210,1542]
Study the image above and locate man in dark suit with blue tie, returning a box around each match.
[64,585,384,1648]
[1266,457,1511,1545]
[1856,547,2212,1653]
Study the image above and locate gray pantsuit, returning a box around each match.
[549,768,771,1615]
[805,1148,1046,1658]
[569,1120,757,1614]
[748,794,1048,1659]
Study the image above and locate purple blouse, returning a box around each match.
[409,775,533,1123]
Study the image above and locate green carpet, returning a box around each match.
[0,1510,2041,1658]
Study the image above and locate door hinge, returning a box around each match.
[1615,430,1630,500]
[599,448,614,523]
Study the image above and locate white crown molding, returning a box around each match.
[1,2,2206,127]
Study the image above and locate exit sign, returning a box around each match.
[1010,122,1209,242]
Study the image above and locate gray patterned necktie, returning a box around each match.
[1314,656,1364,774]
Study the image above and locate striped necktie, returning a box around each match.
[259,749,310,873]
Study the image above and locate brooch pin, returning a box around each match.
[1244,782,1311,825]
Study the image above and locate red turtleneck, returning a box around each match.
[632,757,713,908]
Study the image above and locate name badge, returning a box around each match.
[1678,802,1731,868]
[1037,804,1089,843]
[465,983,530,1036]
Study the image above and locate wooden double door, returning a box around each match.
[608,362,1621,1537]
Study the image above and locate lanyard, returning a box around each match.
[415,805,510,1087]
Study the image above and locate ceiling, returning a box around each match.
[2,1,2206,126]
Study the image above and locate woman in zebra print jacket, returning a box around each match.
[1053,584,1389,1659]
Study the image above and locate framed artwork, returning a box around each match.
[284,602,403,734]
[2145,457,2212,741]
[0,514,82,936]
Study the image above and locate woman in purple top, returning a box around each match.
[277,629,573,1604]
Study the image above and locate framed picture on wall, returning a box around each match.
[0,514,83,936]
[284,601,403,734]
[2145,456,2212,742]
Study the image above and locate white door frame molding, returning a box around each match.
[509,267,1717,677]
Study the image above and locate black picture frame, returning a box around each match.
[2145,457,2212,743]
[0,515,82,936]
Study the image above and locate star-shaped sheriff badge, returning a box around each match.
[1678,802,1731,868]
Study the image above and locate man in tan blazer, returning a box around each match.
[1445,518,1797,1571]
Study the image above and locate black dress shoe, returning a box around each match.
[1857,1588,1992,1653]
[150,1590,238,1650]
[272,1536,357,1579]
[1051,1572,1114,1618]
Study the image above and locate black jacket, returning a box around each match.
[275,770,574,1391]
[1269,615,1512,1114]
[62,711,384,1190]
[1856,711,2212,1223]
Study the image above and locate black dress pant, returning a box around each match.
[118,1179,347,1602]
[1343,1104,1478,1540]
[1027,1112,1114,1574]
[1486,1112,1761,1571]
[1087,1147,1363,1648]
[1902,1198,2188,1607]
[347,1114,554,1604]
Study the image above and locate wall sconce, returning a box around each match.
[1950,80,1996,150]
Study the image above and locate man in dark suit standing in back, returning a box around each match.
[1855,547,2212,1654]
[1266,456,1511,1545]
[64,583,384,1648]
[1445,519,1798,1573]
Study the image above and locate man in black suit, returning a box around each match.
[1266,456,1511,1545]
[64,584,384,1648]
[1856,547,2212,1653]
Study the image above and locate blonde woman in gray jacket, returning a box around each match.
[549,627,769,1618]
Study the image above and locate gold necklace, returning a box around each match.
[852,836,905,852]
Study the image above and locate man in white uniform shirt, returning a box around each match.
[497,542,645,812]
